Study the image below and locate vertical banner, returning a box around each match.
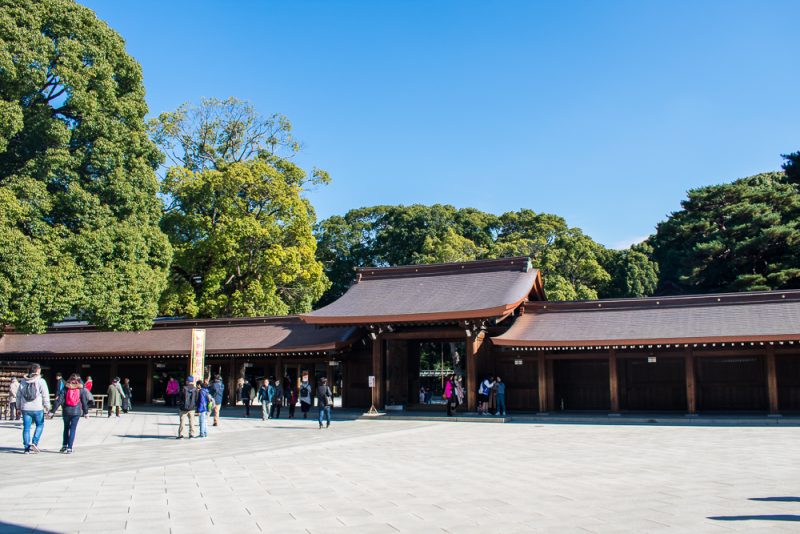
[190,329,206,382]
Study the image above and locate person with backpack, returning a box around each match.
[195,380,213,438]
[107,377,124,417]
[270,378,283,419]
[177,376,198,439]
[18,363,51,454]
[208,375,225,426]
[48,373,90,454]
[299,377,312,419]
[9,376,20,421]
[257,378,270,420]
[316,377,333,429]
[239,378,252,417]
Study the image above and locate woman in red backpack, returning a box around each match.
[49,374,90,454]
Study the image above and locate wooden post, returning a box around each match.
[466,333,478,411]
[609,349,619,413]
[685,351,696,415]
[537,353,548,413]
[145,359,153,404]
[275,356,283,381]
[546,359,555,411]
[766,347,779,415]
[372,336,384,409]
[227,358,236,406]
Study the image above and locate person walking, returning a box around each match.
[166,376,179,407]
[177,376,198,439]
[18,363,51,454]
[121,378,133,413]
[55,373,65,397]
[195,380,212,438]
[444,375,458,417]
[9,376,19,421]
[287,383,297,419]
[455,376,465,409]
[106,377,123,417]
[48,373,90,454]
[270,378,283,419]
[299,377,312,419]
[239,378,252,417]
[316,377,333,429]
[495,376,507,416]
[208,375,224,426]
[84,376,93,393]
[257,379,270,420]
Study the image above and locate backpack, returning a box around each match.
[21,380,39,402]
[300,383,311,398]
[65,388,81,407]
[180,387,195,411]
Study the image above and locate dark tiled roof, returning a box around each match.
[0,317,359,357]
[302,257,543,325]
[492,290,800,347]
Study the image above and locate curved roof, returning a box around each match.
[0,317,359,357]
[302,256,544,325]
[492,290,800,348]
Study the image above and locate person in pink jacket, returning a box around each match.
[166,376,180,407]
[444,375,459,417]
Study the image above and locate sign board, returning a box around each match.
[368,375,375,388]
[329,360,339,366]
[647,356,657,363]
[514,359,523,366]
[190,328,206,381]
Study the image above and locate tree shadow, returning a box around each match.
[0,520,59,533]
[709,515,800,522]
[750,497,800,502]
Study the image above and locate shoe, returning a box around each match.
[326,423,330,428]
[65,449,72,454]
[213,423,218,427]
[30,443,41,453]
[23,447,30,454]
[176,436,183,440]
[319,424,323,429]
[60,447,67,453]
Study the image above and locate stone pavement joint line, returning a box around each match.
[0,413,799,532]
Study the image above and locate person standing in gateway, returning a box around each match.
[316,377,333,429]
[18,363,51,454]
[106,377,123,417]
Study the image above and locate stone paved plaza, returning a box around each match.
[1,410,799,533]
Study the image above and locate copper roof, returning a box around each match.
[492,290,800,348]
[0,317,359,357]
[302,257,544,325]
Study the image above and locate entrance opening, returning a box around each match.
[777,354,800,411]
[412,341,465,406]
[117,363,148,407]
[618,357,687,411]
[553,359,610,411]
[696,357,767,411]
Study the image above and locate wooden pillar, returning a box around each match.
[275,356,283,380]
[109,361,118,383]
[145,359,153,404]
[227,358,237,406]
[372,336,384,409]
[766,347,779,415]
[546,359,555,410]
[609,349,619,413]
[537,353,548,413]
[685,351,696,414]
[341,360,347,408]
[466,334,478,411]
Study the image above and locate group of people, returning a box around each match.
[441,374,507,416]
[247,375,334,428]
[175,375,219,439]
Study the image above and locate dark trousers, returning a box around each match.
[447,397,459,416]
[62,415,80,449]
[288,402,296,418]
[270,402,281,419]
[242,398,250,416]
[10,402,18,420]
[108,406,120,417]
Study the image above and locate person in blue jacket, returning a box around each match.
[195,380,212,438]
[208,375,225,426]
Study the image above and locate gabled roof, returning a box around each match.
[302,257,544,325]
[492,289,800,348]
[0,316,360,357]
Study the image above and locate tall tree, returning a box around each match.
[650,171,800,294]
[0,0,171,332]
[152,98,330,318]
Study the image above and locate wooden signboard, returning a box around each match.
[190,329,206,382]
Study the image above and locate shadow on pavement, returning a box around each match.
[114,434,177,439]
[750,497,800,502]
[0,521,59,533]
[709,515,800,522]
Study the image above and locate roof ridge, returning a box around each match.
[356,256,532,281]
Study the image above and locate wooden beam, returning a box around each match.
[766,347,779,414]
[537,353,547,413]
[380,328,468,341]
[372,336,384,409]
[609,349,619,412]
[685,351,696,414]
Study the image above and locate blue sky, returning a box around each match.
[80,0,799,249]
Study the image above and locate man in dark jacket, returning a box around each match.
[208,375,225,426]
[240,379,252,417]
[49,374,90,454]
[177,376,199,439]
[316,377,333,429]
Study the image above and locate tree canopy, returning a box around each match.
[650,169,800,294]
[0,0,170,332]
[152,98,330,318]
[315,205,657,304]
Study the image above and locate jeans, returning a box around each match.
[22,410,45,448]
[62,414,81,449]
[261,401,269,420]
[178,410,195,437]
[198,412,208,437]
[497,394,506,415]
[318,405,331,426]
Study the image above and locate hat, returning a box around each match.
[187,375,194,382]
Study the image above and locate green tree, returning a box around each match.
[783,150,800,185]
[598,243,659,298]
[153,98,330,317]
[650,171,800,294]
[0,0,170,332]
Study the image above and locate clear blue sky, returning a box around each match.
[80,0,799,249]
